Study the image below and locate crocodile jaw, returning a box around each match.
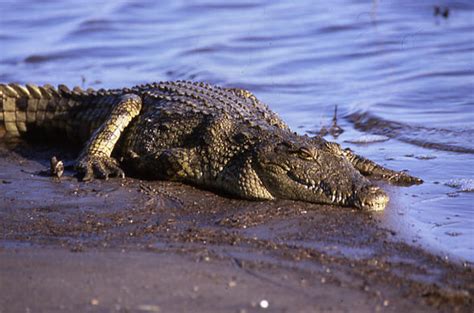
[255,160,390,211]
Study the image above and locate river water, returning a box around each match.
[1,0,473,262]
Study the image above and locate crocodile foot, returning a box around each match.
[76,154,125,181]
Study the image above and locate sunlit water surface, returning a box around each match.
[1,0,473,262]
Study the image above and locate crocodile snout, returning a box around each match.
[356,185,389,211]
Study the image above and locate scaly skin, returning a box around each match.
[0,81,422,210]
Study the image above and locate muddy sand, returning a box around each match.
[0,141,472,313]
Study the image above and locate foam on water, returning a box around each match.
[445,179,474,193]
[344,135,390,144]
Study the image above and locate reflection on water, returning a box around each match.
[1,0,473,262]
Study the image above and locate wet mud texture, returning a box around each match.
[0,142,473,313]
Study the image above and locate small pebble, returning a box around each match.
[383,300,389,306]
[90,298,99,306]
[228,280,237,288]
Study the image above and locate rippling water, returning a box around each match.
[1,0,473,262]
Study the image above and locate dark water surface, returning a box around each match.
[1,0,473,262]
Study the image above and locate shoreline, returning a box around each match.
[375,186,473,266]
[0,142,472,312]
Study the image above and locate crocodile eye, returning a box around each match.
[297,147,314,160]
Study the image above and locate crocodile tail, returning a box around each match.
[0,83,63,138]
[0,83,106,141]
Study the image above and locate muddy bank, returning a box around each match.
[0,142,473,313]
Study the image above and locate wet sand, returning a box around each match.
[0,142,472,313]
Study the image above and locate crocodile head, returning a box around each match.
[253,134,389,211]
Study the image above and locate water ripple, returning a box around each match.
[347,112,474,154]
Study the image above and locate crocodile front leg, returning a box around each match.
[343,148,423,186]
[76,94,142,180]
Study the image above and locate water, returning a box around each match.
[1,0,473,262]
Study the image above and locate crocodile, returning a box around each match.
[0,81,422,210]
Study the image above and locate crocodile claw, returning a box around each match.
[76,155,125,181]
